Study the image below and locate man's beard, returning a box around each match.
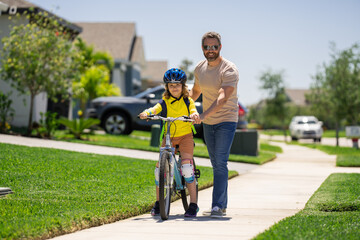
[204,51,219,62]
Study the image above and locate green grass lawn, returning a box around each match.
[253,173,360,240]
[260,129,289,136]
[290,142,360,167]
[54,130,279,165]
[322,130,346,138]
[0,143,234,239]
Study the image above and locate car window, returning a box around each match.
[153,89,165,99]
[297,120,316,124]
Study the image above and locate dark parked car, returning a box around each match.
[86,85,203,136]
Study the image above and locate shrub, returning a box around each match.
[58,117,100,140]
[0,91,14,133]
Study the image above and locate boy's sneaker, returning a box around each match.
[150,201,160,216]
[184,203,199,217]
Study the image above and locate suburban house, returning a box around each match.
[141,60,168,89]
[0,0,82,127]
[76,22,168,94]
[75,22,146,96]
[284,88,311,106]
[0,0,168,128]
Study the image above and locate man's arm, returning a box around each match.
[189,82,202,124]
[200,86,234,121]
[189,82,201,101]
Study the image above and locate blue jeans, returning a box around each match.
[203,122,237,209]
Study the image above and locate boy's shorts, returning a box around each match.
[161,133,194,159]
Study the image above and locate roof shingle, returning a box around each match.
[76,22,137,60]
[285,89,310,106]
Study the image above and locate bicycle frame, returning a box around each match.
[159,117,186,192]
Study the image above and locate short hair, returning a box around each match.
[202,31,222,46]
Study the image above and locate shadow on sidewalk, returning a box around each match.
[133,214,231,222]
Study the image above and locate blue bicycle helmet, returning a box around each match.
[163,68,187,84]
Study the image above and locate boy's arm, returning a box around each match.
[139,103,162,119]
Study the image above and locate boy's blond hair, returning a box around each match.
[163,84,190,99]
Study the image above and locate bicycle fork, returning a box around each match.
[159,150,175,190]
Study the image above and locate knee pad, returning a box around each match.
[181,163,195,183]
[154,167,159,186]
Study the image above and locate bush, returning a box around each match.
[58,117,100,139]
[33,111,59,138]
[0,91,14,133]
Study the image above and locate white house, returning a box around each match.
[0,0,82,127]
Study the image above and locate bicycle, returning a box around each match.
[142,115,200,220]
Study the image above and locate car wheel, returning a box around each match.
[291,136,298,141]
[103,111,132,135]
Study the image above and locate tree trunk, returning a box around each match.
[282,119,287,142]
[27,94,35,136]
[335,120,339,147]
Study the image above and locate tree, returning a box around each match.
[259,69,289,140]
[72,38,120,114]
[179,59,194,83]
[74,38,114,73]
[72,65,120,113]
[0,11,80,134]
[307,43,360,146]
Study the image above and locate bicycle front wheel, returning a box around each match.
[159,152,172,220]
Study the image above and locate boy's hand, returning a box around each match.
[190,112,201,124]
[139,112,148,119]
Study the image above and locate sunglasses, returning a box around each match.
[203,45,220,51]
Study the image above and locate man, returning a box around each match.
[190,31,239,218]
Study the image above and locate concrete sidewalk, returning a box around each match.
[259,134,354,147]
[1,134,360,240]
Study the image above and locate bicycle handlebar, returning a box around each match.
[139,115,194,122]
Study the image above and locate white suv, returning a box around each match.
[289,116,323,142]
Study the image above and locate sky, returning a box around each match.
[29,0,360,106]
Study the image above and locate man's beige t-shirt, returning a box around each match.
[194,58,239,125]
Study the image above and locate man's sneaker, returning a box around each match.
[210,206,226,218]
[150,201,160,216]
[184,203,199,217]
[202,207,226,216]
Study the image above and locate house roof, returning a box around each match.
[130,36,146,67]
[142,60,168,84]
[0,0,36,8]
[0,0,82,35]
[76,22,145,67]
[285,88,310,106]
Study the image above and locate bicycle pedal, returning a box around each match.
[194,169,201,178]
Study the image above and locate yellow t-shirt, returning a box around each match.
[145,96,198,137]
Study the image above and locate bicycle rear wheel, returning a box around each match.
[180,160,199,211]
[159,152,172,220]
